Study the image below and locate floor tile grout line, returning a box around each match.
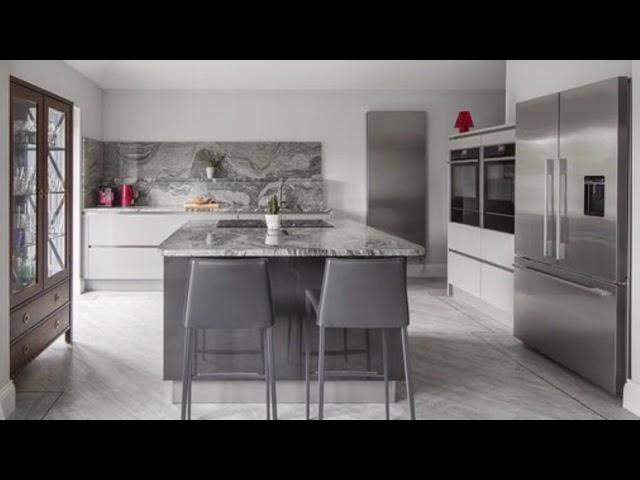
[40,392,64,421]
[470,332,608,420]
[427,291,500,334]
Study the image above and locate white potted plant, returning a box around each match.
[205,153,226,180]
[265,194,281,231]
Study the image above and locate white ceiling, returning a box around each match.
[63,60,506,91]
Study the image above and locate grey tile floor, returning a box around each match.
[10,279,638,420]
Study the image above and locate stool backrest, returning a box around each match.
[317,258,409,328]
[184,258,274,329]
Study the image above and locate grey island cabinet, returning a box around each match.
[158,219,425,403]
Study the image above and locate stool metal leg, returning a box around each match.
[318,326,326,420]
[261,329,271,420]
[343,329,348,362]
[381,328,390,420]
[180,328,193,421]
[266,327,278,420]
[304,299,311,420]
[188,329,196,420]
[401,326,416,420]
[365,329,372,374]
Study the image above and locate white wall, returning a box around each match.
[103,89,505,268]
[0,60,12,418]
[8,60,103,140]
[505,60,631,123]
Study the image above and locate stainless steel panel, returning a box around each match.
[514,259,626,396]
[558,77,629,282]
[367,112,426,247]
[515,94,559,264]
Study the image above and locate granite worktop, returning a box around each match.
[83,206,333,215]
[158,219,426,258]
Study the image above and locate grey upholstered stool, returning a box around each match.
[181,258,277,420]
[304,258,416,420]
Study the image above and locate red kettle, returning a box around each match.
[118,184,138,207]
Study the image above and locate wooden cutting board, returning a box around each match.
[184,202,221,211]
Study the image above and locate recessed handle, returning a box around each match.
[22,313,30,324]
[23,344,30,355]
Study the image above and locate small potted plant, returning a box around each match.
[205,153,226,180]
[265,194,281,231]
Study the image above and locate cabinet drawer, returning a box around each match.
[448,251,481,297]
[481,264,514,314]
[480,229,514,269]
[87,214,189,246]
[10,282,70,342]
[87,247,163,280]
[11,305,70,373]
[448,222,482,258]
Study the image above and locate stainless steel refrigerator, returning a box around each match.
[514,77,630,396]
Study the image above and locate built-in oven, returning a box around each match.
[450,147,480,227]
[483,143,515,233]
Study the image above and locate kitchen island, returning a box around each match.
[159,219,425,403]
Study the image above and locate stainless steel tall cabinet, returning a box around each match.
[366,111,427,250]
[514,77,630,396]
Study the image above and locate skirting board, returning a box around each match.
[449,285,514,332]
[172,380,397,404]
[84,279,163,292]
[0,381,16,420]
[408,262,446,278]
[623,380,640,416]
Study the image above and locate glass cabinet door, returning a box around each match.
[10,84,43,305]
[44,98,71,287]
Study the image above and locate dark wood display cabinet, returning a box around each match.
[9,77,73,376]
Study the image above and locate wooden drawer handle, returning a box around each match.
[23,344,30,355]
[23,313,30,324]
[54,293,61,303]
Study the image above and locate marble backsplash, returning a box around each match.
[83,137,105,208]
[84,141,324,211]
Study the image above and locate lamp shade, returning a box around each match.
[454,111,474,133]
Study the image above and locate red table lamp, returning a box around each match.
[455,111,474,133]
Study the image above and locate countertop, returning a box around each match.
[83,206,333,215]
[158,219,425,258]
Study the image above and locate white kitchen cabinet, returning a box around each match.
[480,263,514,314]
[448,251,482,297]
[480,229,515,269]
[87,214,191,246]
[87,247,163,280]
[448,222,482,258]
[447,222,514,328]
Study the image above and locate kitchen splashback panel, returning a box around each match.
[89,141,324,210]
[83,137,105,208]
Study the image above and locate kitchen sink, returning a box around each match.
[217,219,333,228]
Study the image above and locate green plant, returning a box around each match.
[207,152,226,168]
[267,195,280,215]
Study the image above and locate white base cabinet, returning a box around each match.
[447,222,514,329]
[83,211,332,288]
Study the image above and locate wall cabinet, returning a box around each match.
[9,77,73,375]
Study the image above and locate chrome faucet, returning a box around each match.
[277,178,295,210]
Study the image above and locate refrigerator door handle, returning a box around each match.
[514,264,613,297]
[556,157,567,260]
[543,159,555,257]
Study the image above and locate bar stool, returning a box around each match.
[304,258,416,420]
[181,258,277,420]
